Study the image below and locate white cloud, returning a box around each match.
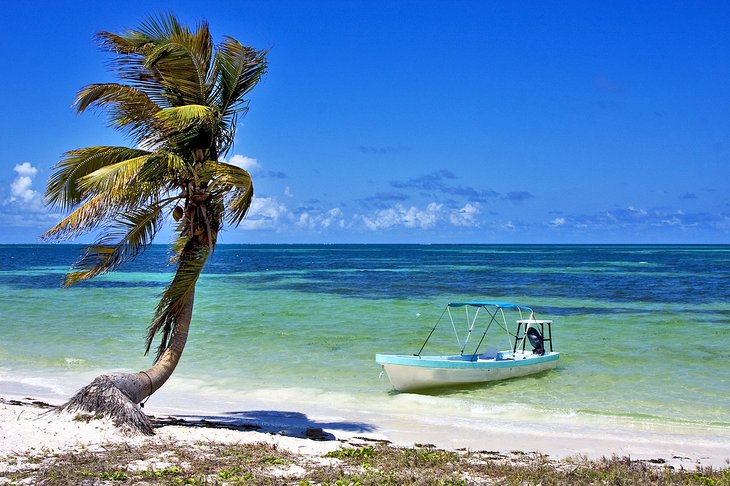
[226,154,262,174]
[360,203,444,230]
[627,206,647,216]
[284,186,293,198]
[11,175,37,203]
[0,162,58,229]
[297,212,312,228]
[660,216,682,226]
[11,163,39,203]
[297,208,345,230]
[449,202,481,227]
[14,162,38,178]
[240,196,288,230]
[547,205,730,234]
[320,208,344,228]
[9,163,43,208]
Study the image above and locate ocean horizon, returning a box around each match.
[1,243,729,452]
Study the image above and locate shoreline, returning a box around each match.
[96,383,730,470]
[1,378,728,471]
[2,397,729,485]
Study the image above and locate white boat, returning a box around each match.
[376,302,559,392]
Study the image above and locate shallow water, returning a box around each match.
[1,244,728,432]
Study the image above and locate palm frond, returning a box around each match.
[108,54,170,109]
[77,155,149,194]
[46,146,150,210]
[95,14,187,55]
[146,45,204,104]
[136,13,188,46]
[205,160,252,187]
[43,193,114,241]
[95,31,142,54]
[191,19,214,81]
[154,104,216,131]
[76,150,193,206]
[64,205,165,286]
[74,83,161,142]
[141,16,213,107]
[146,241,209,360]
[135,151,192,186]
[225,185,254,227]
[205,161,254,226]
[95,15,187,109]
[168,235,189,265]
[215,121,237,158]
[214,38,268,119]
[45,152,186,242]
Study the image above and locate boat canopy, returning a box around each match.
[447,302,533,313]
[414,301,537,358]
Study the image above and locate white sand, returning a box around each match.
[1,392,728,471]
[144,384,730,470]
[0,398,347,480]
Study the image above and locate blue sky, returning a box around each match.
[1,0,728,244]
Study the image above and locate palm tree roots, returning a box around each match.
[60,374,153,435]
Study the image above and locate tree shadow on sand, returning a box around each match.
[151,410,377,441]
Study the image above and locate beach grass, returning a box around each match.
[2,439,728,485]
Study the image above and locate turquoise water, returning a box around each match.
[1,244,729,431]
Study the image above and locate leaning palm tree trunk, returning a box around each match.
[61,290,195,435]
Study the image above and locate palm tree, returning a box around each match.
[43,14,267,434]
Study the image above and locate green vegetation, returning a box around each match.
[98,470,129,481]
[2,440,728,485]
[325,446,375,461]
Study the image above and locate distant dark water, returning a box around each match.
[3,244,728,305]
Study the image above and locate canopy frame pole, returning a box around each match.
[459,305,482,355]
[448,306,462,350]
[415,307,449,357]
[498,307,512,349]
[471,305,499,358]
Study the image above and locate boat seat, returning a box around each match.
[478,349,499,360]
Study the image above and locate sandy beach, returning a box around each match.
[2,385,728,482]
[0,397,345,466]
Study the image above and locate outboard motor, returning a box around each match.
[526,326,545,355]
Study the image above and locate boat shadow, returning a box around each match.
[152,409,377,441]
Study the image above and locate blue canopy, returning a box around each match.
[447,301,533,312]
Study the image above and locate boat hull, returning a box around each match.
[376,352,559,392]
